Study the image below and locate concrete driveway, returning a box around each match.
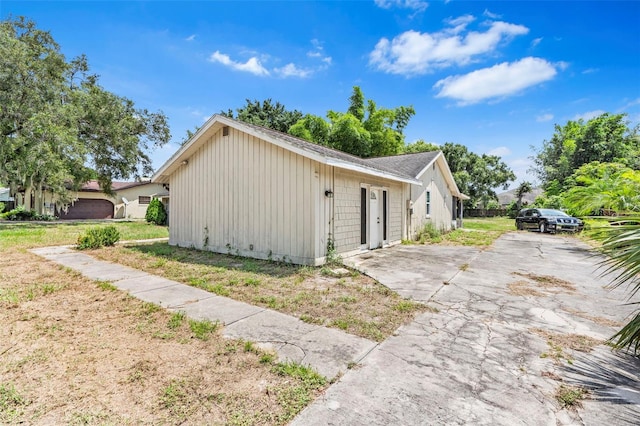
[293,232,640,425]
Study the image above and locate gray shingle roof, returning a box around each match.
[232,117,437,181]
[363,151,440,179]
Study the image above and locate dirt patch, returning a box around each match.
[90,244,427,341]
[562,307,622,327]
[514,272,576,292]
[508,272,577,298]
[507,280,545,297]
[1,250,325,425]
[531,328,603,364]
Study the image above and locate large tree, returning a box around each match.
[289,86,415,158]
[533,113,639,194]
[562,162,640,216]
[0,17,170,213]
[403,140,515,207]
[221,99,303,134]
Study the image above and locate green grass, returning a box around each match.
[0,220,168,251]
[188,319,219,340]
[270,361,327,422]
[462,216,515,231]
[168,311,186,329]
[555,385,588,408]
[407,217,514,247]
[0,382,28,423]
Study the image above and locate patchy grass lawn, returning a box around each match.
[462,216,515,232]
[0,223,333,424]
[0,220,168,251]
[91,243,426,342]
[410,216,515,247]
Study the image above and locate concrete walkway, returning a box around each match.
[29,245,376,379]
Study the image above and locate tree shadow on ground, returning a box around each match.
[123,242,310,279]
[561,346,640,422]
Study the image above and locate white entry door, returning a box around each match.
[369,189,381,249]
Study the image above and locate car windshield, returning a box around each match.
[538,209,569,217]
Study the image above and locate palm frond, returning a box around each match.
[609,311,640,354]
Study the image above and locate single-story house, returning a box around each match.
[9,180,168,220]
[152,114,467,265]
[55,180,169,220]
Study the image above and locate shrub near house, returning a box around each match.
[145,198,167,226]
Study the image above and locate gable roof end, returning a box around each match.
[151,115,422,185]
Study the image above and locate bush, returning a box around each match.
[0,202,4,214]
[145,198,167,225]
[77,225,121,249]
[416,222,442,243]
[0,206,57,221]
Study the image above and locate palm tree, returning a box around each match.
[515,181,532,211]
[594,221,640,354]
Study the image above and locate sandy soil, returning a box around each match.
[1,250,324,425]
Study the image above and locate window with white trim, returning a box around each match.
[425,191,431,217]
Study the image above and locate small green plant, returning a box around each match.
[416,222,442,243]
[145,198,167,225]
[188,319,218,340]
[168,311,186,329]
[76,225,120,249]
[393,300,418,313]
[326,237,342,265]
[272,361,326,388]
[556,385,587,408]
[244,341,256,353]
[0,202,4,214]
[260,353,275,364]
[97,281,118,291]
[0,382,28,422]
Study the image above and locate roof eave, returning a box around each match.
[152,114,422,185]
[326,158,421,185]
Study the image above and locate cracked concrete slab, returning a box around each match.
[29,245,376,380]
[293,232,640,425]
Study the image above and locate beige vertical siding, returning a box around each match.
[168,127,322,265]
[410,159,454,235]
[332,169,404,254]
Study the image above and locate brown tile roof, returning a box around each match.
[80,180,152,192]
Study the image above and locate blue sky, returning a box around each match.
[3,1,639,188]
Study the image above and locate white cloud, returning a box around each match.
[209,51,270,76]
[536,113,554,122]
[185,34,196,42]
[374,0,428,12]
[307,39,333,67]
[624,98,640,108]
[506,157,538,189]
[581,67,598,74]
[369,18,529,75]
[487,146,511,156]
[483,9,502,19]
[433,57,558,105]
[274,63,312,78]
[573,110,606,121]
[530,37,542,48]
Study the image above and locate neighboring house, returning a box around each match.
[0,187,15,211]
[54,180,169,220]
[152,114,467,266]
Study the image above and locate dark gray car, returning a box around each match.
[515,208,584,234]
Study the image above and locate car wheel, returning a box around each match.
[539,222,547,233]
[516,221,524,231]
